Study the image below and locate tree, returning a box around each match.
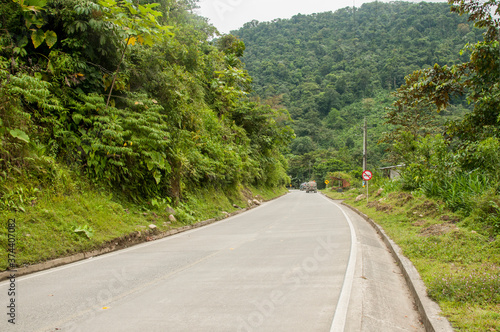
[232,1,481,176]
[98,0,173,105]
[0,0,296,206]
[385,0,499,145]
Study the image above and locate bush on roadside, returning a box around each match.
[463,189,500,236]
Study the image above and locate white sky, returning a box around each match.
[196,0,448,34]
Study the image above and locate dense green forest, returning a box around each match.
[235,0,500,236]
[0,0,293,212]
[233,1,484,187]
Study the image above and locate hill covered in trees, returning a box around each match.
[233,1,484,186]
[0,0,293,208]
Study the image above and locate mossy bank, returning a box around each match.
[0,172,287,272]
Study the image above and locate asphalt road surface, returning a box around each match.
[0,191,424,332]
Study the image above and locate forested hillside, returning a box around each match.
[0,0,293,208]
[233,1,483,185]
[0,0,295,267]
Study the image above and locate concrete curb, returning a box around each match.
[0,191,288,282]
[0,216,223,282]
[338,201,454,332]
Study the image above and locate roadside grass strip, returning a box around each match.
[0,179,286,272]
[323,189,500,332]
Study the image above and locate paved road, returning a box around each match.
[0,191,423,331]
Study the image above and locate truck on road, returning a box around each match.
[305,181,317,193]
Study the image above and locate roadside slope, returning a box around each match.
[0,182,287,279]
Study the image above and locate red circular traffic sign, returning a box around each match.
[362,170,373,181]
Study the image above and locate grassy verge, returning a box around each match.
[0,171,287,271]
[323,187,500,332]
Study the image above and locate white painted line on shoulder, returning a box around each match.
[320,195,358,332]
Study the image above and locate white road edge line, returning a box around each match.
[320,195,358,332]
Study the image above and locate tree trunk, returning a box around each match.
[106,35,132,107]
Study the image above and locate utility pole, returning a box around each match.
[363,117,367,172]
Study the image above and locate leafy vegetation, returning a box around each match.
[0,0,294,201]
[382,0,500,237]
[1,1,499,328]
[0,0,293,268]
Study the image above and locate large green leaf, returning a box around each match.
[31,29,45,48]
[72,113,83,125]
[18,36,28,48]
[44,30,57,48]
[9,129,30,143]
[27,0,48,7]
[153,170,161,184]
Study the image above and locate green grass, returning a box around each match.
[323,186,500,332]
[0,169,287,271]
[0,189,169,270]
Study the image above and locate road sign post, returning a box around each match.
[362,170,373,203]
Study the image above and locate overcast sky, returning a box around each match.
[196,0,448,34]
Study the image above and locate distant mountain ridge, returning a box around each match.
[234,1,480,117]
[232,1,483,182]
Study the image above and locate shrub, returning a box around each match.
[464,190,500,235]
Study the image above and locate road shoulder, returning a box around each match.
[321,192,454,331]
[332,199,425,331]
[341,201,454,332]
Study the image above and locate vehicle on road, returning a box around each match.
[305,181,317,193]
